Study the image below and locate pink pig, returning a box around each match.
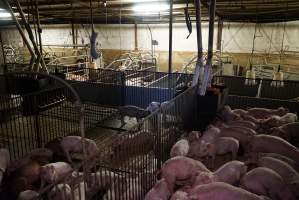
[144,178,171,200]
[188,182,270,200]
[158,156,211,192]
[170,139,190,158]
[248,134,299,165]
[247,107,289,119]
[60,136,99,163]
[240,167,296,200]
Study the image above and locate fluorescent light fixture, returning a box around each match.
[0,9,11,19]
[133,3,169,15]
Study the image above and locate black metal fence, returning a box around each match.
[213,75,299,100]
[213,75,299,113]
[47,66,193,108]
[0,73,118,160]
[0,76,198,200]
[35,85,198,200]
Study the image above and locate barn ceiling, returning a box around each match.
[0,0,298,25]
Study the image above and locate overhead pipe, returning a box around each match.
[192,0,204,87]
[14,0,48,73]
[199,0,216,96]
[3,0,36,69]
[35,0,43,56]
[168,0,174,73]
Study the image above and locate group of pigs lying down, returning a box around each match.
[145,106,299,200]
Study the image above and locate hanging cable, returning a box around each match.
[184,0,192,39]
[90,0,99,60]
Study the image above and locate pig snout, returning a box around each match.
[170,139,189,158]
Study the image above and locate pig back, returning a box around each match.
[250,135,299,164]
[189,182,265,200]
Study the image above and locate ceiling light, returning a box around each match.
[0,9,11,19]
[133,3,169,15]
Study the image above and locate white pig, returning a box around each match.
[60,136,99,163]
[198,137,239,166]
[40,162,72,188]
[170,139,189,158]
[158,156,211,192]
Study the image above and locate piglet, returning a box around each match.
[60,136,99,163]
[40,162,72,188]
[240,167,296,200]
[17,190,39,200]
[214,137,239,160]
[188,182,269,200]
[158,156,210,192]
[248,134,299,165]
[280,113,298,124]
[247,107,289,119]
[144,178,171,200]
[226,120,258,130]
[218,127,254,149]
[192,137,239,167]
[170,139,189,158]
